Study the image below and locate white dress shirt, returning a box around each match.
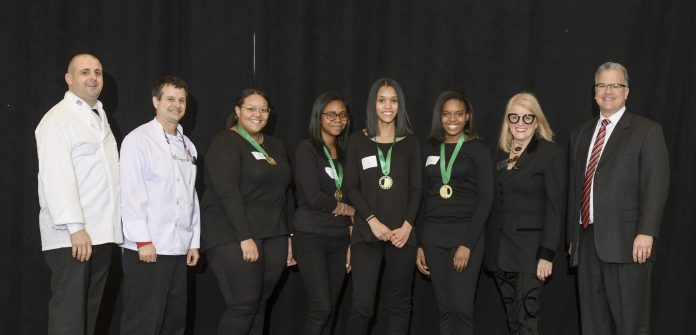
[583,106,626,225]
[120,118,200,255]
[35,91,122,251]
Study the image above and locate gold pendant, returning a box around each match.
[439,184,453,199]
[334,189,343,202]
[378,175,393,190]
[266,156,277,165]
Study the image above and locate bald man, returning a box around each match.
[35,53,122,335]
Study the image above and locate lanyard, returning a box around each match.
[322,146,343,189]
[376,129,396,176]
[235,124,276,165]
[439,134,466,185]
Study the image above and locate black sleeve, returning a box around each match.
[415,146,429,247]
[537,144,567,262]
[405,137,422,226]
[205,134,252,241]
[636,123,669,237]
[344,135,374,220]
[294,142,338,213]
[461,143,494,248]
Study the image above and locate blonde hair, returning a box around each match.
[497,92,554,152]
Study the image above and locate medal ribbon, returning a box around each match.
[322,146,343,190]
[439,134,466,185]
[236,124,271,158]
[376,129,396,177]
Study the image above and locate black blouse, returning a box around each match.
[201,130,292,250]
[293,139,351,237]
[344,132,422,246]
[418,139,494,249]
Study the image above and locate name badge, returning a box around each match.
[361,155,378,170]
[325,167,336,179]
[425,156,440,166]
[251,151,267,160]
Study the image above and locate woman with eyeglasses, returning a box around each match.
[344,78,421,334]
[292,93,355,334]
[201,89,293,335]
[415,91,493,335]
[484,92,565,335]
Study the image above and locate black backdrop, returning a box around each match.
[2,1,695,334]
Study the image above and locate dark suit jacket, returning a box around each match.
[567,112,669,266]
[484,138,566,274]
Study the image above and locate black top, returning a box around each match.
[293,139,351,237]
[484,138,566,274]
[417,139,494,249]
[344,132,422,246]
[201,130,292,250]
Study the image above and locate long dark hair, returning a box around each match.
[308,93,351,161]
[226,88,271,129]
[428,90,477,144]
[365,78,413,137]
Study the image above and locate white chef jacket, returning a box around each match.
[120,118,200,255]
[35,91,122,251]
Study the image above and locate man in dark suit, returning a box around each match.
[567,62,669,335]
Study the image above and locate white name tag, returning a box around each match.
[251,151,266,160]
[425,156,440,166]
[361,155,378,170]
[325,167,336,179]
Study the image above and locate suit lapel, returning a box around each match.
[597,113,631,169]
[577,119,596,172]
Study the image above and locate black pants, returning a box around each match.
[207,236,287,335]
[493,270,544,335]
[293,231,350,335]
[348,241,416,335]
[43,243,114,335]
[120,249,188,335]
[423,239,484,335]
[578,226,651,335]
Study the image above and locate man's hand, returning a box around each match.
[138,244,157,263]
[416,247,430,276]
[70,229,92,262]
[453,245,471,272]
[390,221,412,248]
[240,238,259,263]
[186,249,199,266]
[633,234,654,264]
[537,259,553,281]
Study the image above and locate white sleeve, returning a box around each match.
[120,134,152,242]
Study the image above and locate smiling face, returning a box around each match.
[153,84,187,130]
[507,104,537,144]
[321,100,348,139]
[375,85,399,125]
[235,94,269,135]
[440,99,469,142]
[65,54,103,107]
[595,69,629,117]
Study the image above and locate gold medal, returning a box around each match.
[334,189,343,202]
[378,175,393,190]
[266,156,277,165]
[439,184,453,199]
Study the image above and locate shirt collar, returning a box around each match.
[151,117,184,135]
[65,91,103,112]
[601,106,626,125]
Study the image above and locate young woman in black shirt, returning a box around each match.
[344,78,422,334]
[201,89,293,335]
[292,93,355,334]
[484,92,565,335]
[415,91,493,335]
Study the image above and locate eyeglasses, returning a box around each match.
[163,130,196,164]
[241,105,271,115]
[507,113,536,124]
[322,111,349,121]
[594,83,627,90]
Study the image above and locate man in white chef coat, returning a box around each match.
[119,76,200,334]
[35,53,122,335]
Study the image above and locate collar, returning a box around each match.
[65,91,103,112]
[600,106,626,125]
[150,117,184,136]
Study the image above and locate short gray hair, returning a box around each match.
[595,62,629,86]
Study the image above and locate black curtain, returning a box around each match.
[2,1,694,334]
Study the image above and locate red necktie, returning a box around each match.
[581,119,610,229]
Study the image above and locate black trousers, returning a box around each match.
[120,249,188,335]
[207,236,288,335]
[578,225,652,335]
[43,243,114,335]
[293,231,350,335]
[493,270,544,335]
[348,241,416,335]
[423,238,484,335]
